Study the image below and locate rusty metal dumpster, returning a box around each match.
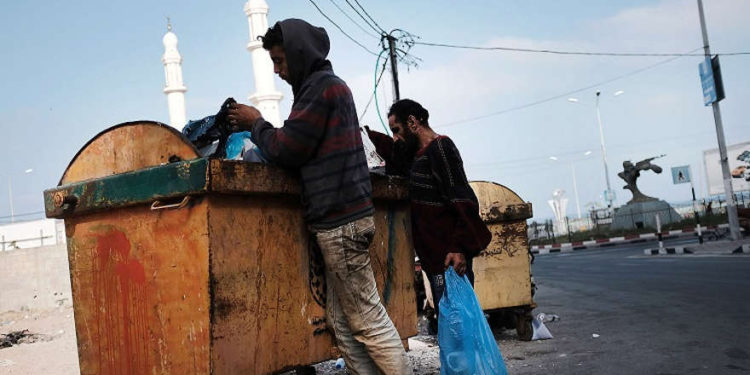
[470,181,536,340]
[43,121,416,374]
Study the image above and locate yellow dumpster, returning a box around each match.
[470,181,536,340]
[43,121,416,374]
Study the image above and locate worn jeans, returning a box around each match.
[312,216,411,375]
[427,257,475,319]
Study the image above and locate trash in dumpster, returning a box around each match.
[438,267,508,375]
[225,131,266,162]
[182,97,236,157]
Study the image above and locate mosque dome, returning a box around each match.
[162,31,178,48]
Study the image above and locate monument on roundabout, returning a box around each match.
[611,155,681,230]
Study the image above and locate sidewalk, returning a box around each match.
[644,238,750,255]
[530,224,729,255]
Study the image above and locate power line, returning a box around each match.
[343,0,382,35]
[352,0,386,34]
[415,41,750,57]
[308,0,378,56]
[359,53,389,121]
[328,0,379,39]
[434,48,703,128]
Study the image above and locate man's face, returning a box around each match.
[389,115,420,166]
[269,46,289,83]
[388,115,407,143]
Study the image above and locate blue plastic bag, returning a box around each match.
[224,131,267,162]
[438,267,508,375]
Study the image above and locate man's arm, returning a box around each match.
[429,137,492,262]
[228,99,326,167]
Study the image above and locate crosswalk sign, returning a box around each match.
[671,165,691,184]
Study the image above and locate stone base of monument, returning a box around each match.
[611,200,681,230]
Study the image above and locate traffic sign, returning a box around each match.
[671,165,691,184]
[700,57,717,105]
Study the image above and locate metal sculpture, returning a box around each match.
[617,155,665,204]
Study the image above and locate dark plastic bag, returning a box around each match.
[438,267,508,375]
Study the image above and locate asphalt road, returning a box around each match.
[501,237,750,375]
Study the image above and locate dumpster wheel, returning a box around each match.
[515,309,534,341]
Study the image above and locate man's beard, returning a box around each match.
[390,131,420,176]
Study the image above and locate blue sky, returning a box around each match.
[1,0,748,222]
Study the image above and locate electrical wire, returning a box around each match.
[343,0,382,35]
[359,52,388,121]
[328,0,380,39]
[371,49,390,134]
[352,0,386,34]
[308,0,378,56]
[434,48,703,128]
[415,41,750,57]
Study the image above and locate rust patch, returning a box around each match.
[91,228,149,375]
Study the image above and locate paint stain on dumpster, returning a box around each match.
[92,228,150,375]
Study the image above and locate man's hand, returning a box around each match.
[444,252,467,276]
[226,103,262,132]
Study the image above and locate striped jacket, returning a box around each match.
[250,69,373,229]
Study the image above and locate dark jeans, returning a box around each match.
[426,257,474,319]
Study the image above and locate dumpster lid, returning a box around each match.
[470,181,533,223]
[45,122,408,219]
[59,121,201,186]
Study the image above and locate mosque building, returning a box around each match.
[161,0,283,129]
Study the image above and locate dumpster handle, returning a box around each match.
[151,196,191,210]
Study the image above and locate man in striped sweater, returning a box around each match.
[367,99,492,321]
[227,19,410,374]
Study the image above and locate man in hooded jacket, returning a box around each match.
[227,19,411,374]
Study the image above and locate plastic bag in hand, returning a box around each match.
[438,267,507,375]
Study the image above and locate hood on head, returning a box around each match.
[276,19,332,95]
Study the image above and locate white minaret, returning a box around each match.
[162,19,187,129]
[244,0,283,127]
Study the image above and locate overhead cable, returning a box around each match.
[308,0,378,56]
[434,48,703,128]
[343,0,383,35]
[360,52,389,122]
[353,0,387,34]
[328,0,380,39]
[415,41,750,57]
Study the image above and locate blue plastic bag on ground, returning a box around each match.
[438,267,508,375]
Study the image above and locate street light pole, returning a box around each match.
[595,91,615,211]
[697,0,741,241]
[7,177,14,224]
[7,168,33,224]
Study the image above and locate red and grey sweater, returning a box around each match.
[250,69,373,229]
[366,130,491,275]
[410,136,491,274]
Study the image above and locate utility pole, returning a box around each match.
[386,34,400,102]
[697,0,741,241]
[690,168,704,244]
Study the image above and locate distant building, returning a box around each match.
[0,218,65,251]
